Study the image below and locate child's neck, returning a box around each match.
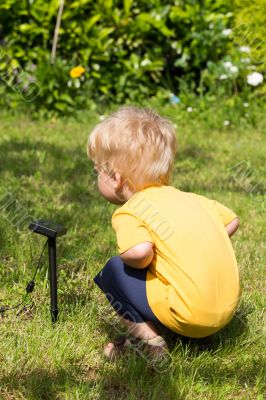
[115,184,135,204]
[116,183,162,204]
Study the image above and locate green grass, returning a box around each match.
[0,102,265,400]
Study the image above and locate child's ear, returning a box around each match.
[113,171,122,189]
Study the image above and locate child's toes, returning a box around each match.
[104,342,115,358]
[103,336,129,360]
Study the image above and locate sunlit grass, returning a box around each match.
[0,102,265,399]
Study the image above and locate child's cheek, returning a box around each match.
[98,174,113,197]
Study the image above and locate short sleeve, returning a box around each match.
[112,211,154,254]
[210,200,238,226]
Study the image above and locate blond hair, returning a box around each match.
[87,106,177,191]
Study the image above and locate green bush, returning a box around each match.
[233,0,265,71]
[231,0,266,96]
[0,0,262,116]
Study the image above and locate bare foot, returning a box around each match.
[103,335,168,360]
[103,342,115,358]
[103,336,129,359]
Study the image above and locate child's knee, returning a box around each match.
[102,256,123,282]
[105,256,122,269]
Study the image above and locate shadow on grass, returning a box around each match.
[0,136,116,262]
[169,301,252,354]
[2,136,264,218]
[58,291,93,314]
[0,137,218,197]
[91,301,258,399]
[98,358,183,400]
[0,137,96,190]
[0,362,182,400]
[0,302,258,400]
[96,300,252,358]
[0,221,7,257]
[0,366,96,400]
[0,138,97,212]
[177,144,213,163]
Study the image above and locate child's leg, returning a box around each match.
[104,318,162,358]
[119,318,159,339]
[94,256,168,356]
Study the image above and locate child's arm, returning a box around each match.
[120,242,154,269]
[209,199,239,238]
[226,217,239,237]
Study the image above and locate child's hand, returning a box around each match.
[226,217,239,237]
[120,242,154,269]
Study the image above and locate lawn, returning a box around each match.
[0,103,265,400]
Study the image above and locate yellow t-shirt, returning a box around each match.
[112,185,241,338]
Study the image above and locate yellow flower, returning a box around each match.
[70,66,85,78]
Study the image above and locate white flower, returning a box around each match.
[224,61,233,69]
[229,65,239,74]
[74,79,81,88]
[219,74,228,80]
[239,46,250,53]
[223,120,230,126]
[186,106,193,112]
[222,29,232,36]
[243,102,249,108]
[67,80,72,88]
[99,115,105,121]
[241,58,250,64]
[140,59,151,67]
[209,23,214,29]
[223,62,238,74]
[247,72,263,86]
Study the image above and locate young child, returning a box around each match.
[87,106,241,359]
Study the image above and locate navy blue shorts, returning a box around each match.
[94,256,162,325]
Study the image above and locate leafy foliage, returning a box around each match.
[233,0,266,72]
[0,0,262,115]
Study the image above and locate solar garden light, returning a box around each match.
[29,220,67,323]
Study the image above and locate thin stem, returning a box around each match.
[51,0,65,64]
